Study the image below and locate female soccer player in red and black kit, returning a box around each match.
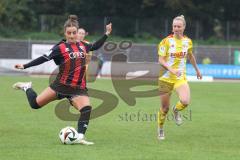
[13,15,112,145]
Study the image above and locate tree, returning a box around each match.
[0,0,36,30]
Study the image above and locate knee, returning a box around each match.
[80,105,92,113]
[180,99,190,107]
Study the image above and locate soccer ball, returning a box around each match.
[59,126,78,144]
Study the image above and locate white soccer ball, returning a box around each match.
[59,126,78,144]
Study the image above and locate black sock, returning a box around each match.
[77,106,92,134]
[26,88,40,109]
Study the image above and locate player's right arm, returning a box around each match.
[15,55,51,69]
[15,43,61,70]
[158,38,181,77]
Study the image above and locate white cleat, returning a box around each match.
[157,128,165,140]
[173,106,183,126]
[74,134,94,145]
[96,75,101,79]
[12,82,32,91]
[77,139,94,145]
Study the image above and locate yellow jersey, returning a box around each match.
[158,34,193,83]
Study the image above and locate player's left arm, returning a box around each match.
[85,23,112,52]
[188,53,202,79]
[187,39,202,79]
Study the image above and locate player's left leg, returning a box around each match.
[70,95,94,145]
[173,81,190,125]
[13,82,57,109]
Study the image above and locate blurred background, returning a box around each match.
[1,0,240,40]
[0,0,240,79]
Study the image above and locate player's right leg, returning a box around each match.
[158,93,171,140]
[157,80,173,140]
[13,82,57,109]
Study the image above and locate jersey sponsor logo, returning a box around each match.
[68,51,85,59]
[170,52,187,58]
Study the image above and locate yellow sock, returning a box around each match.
[175,101,187,111]
[158,108,167,128]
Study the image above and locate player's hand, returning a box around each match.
[196,70,202,79]
[171,69,182,77]
[105,23,112,35]
[15,64,24,69]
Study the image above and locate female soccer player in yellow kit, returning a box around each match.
[157,15,202,140]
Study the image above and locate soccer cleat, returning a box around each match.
[12,82,32,91]
[76,139,94,145]
[157,128,165,140]
[73,134,94,145]
[96,74,101,78]
[173,106,183,126]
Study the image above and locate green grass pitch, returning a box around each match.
[0,76,240,160]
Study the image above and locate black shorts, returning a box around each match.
[50,81,88,102]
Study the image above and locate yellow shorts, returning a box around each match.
[158,79,187,94]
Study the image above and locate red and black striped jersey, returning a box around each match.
[46,41,90,89]
[23,34,108,89]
